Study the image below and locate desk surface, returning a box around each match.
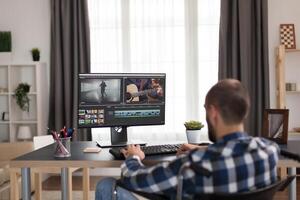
[278,141,300,167]
[0,142,33,167]
[10,141,300,168]
[10,141,175,168]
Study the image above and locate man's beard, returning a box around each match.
[206,115,217,143]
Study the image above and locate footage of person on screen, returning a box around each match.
[80,79,121,105]
[125,78,164,104]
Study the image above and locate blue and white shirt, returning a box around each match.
[120,132,279,199]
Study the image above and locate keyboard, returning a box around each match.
[109,144,182,160]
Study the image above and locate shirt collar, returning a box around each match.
[216,132,248,143]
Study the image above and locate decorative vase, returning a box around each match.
[17,125,32,141]
[186,130,201,144]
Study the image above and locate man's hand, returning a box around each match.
[120,144,145,160]
[156,86,163,96]
[176,143,207,156]
[151,79,163,97]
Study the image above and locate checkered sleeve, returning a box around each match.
[120,155,190,194]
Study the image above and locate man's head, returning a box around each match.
[205,79,250,142]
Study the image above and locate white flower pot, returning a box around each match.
[186,130,201,144]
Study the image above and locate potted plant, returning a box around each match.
[184,120,204,144]
[0,31,12,62]
[31,48,40,61]
[14,83,31,112]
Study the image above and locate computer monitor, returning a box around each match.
[78,73,166,146]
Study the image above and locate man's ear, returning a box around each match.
[208,105,218,119]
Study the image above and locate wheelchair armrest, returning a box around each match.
[277,176,296,191]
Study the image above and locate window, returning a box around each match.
[88,0,220,141]
[197,0,220,126]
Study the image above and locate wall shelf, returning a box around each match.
[10,92,37,95]
[286,49,300,53]
[276,45,300,108]
[286,91,300,94]
[0,63,48,142]
[276,45,300,133]
[11,121,38,124]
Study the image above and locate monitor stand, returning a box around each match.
[96,126,146,148]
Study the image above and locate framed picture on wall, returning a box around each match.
[262,109,289,144]
[1,112,9,121]
[280,24,296,49]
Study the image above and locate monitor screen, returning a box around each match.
[78,73,166,128]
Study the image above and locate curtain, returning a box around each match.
[218,0,269,136]
[49,0,91,141]
[88,0,220,142]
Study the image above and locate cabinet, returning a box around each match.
[0,62,48,142]
[276,45,300,132]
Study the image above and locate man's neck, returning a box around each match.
[216,124,244,140]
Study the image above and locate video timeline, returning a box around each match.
[114,109,160,118]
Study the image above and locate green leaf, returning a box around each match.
[14,83,31,112]
[184,120,204,130]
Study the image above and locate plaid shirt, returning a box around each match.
[120,132,279,199]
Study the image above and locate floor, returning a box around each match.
[43,176,104,191]
[274,177,300,200]
[42,176,300,200]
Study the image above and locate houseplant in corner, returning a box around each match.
[14,83,32,141]
[184,120,204,144]
[31,48,40,61]
[14,83,31,112]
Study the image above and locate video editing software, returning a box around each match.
[78,73,165,128]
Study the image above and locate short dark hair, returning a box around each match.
[205,79,250,124]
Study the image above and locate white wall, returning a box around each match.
[1,0,299,130]
[268,0,300,130]
[0,0,51,65]
[0,0,51,138]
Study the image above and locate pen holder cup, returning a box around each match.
[54,137,71,157]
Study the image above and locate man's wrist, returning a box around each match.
[125,155,144,166]
[127,155,141,161]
